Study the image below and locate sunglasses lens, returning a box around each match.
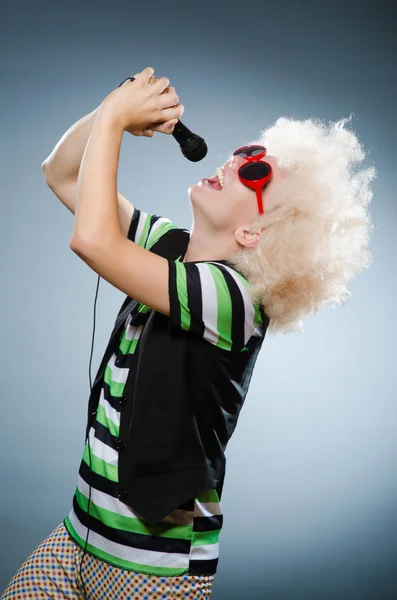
[240,162,271,181]
[233,145,265,158]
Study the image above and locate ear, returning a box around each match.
[234,226,265,249]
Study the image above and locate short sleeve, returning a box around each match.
[127,207,186,251]
[168,260,264,352]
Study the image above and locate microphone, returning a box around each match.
[172,120,208,162]
[117,76,208,162]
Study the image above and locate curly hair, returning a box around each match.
[226,115,376,333]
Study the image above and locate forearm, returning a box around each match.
[42,105,101,182]
[71,103,123,246]
[42,75,164,183]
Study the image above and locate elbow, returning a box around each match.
[69,234,103,258]
[69,234,88,255]
[70,238,93,264]
[41,158,51,175]
[41,159,54,186]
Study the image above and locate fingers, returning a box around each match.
[148,74,168,92]
[151,119,179,134]
[137,66,155,82]
[149,75,173,102]
[157,86,179,108]
[151,104,184,126]
[131,66,149,83]
[132,67,183,130]
[136,67,171,94]
[160,103,184,123]
[152,75,170,94]
[137,67,177,104]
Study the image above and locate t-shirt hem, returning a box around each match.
[63,515,216,577]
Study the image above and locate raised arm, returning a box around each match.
[41,105,134,237]
[41,73,178,238]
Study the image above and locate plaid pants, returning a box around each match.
[1,522,215,599]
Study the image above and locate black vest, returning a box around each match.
[85,229,268,525]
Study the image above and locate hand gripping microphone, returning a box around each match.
[118,75,208,162]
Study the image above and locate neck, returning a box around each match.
[182,223,238,263]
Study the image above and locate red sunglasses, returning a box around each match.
[233,145,273,215]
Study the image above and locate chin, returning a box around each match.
[189,180,217,199]
[188,184,212,219]
[187,183,197,198]
[188,182,205,205]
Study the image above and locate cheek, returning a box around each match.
[221,186,255,220]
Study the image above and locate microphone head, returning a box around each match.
[180,135,208,162]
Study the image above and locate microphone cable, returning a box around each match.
[78,273,101,599]
[76,77,132,598]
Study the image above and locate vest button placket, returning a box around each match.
[118,488,128,501]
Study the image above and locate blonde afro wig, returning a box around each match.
[226,116,376,333]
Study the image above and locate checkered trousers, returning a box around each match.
[1,522,215,599]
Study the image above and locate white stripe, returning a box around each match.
[191,542,219,560]
[194,500,222,518]
[160,508,195,526]
[89,427,118,467]
[77,473,194,526]
[98,388,120,428]
[146,219,190,248]
[68,509,190,569]
[211,262,257,345]
[125,323,143,342]
[135,211,150,247]
[77,474,139,519]
[146,216,173,246]
[107,353,128,385]
[196,264,219,345]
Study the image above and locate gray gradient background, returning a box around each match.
[1,0,396,598]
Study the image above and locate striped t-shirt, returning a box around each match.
[64,208,265,576]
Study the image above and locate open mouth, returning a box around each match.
[203,178,222,190]
[203,166,225,190]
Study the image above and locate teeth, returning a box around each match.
[203,167,224,189]
[216,167,225,189]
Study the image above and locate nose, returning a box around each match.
[229,154,246,174]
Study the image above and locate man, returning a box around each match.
[2,67,374,599]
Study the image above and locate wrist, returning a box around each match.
[96,100,125,135]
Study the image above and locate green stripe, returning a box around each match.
[75,488,192,540]
[146,221,179,250]
[255,302,263,326]
[96,404,119,437]
[175,261,191,331]
[191,528,220,546]
[119,329,139,355]
[82,443,118,482]
[233,269,249,289]
[207,264,233,351]
[118,304,151,355]
[103,365,125,397]
[196,489,219,503]
[233,270,263,327]
[137,303,151,314]
[138,213,152,248]
[64,517,189,577]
